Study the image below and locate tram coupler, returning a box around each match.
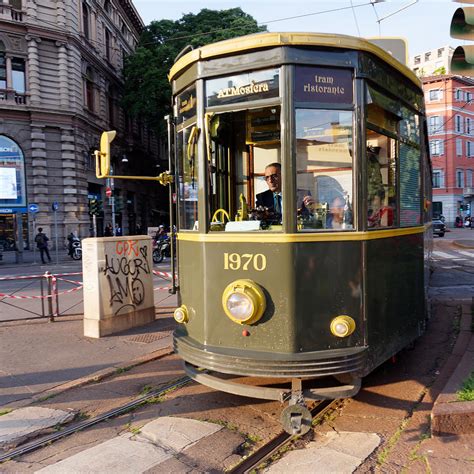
[280,378,312,435]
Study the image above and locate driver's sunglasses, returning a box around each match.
[264,173,280,181]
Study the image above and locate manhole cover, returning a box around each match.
[127,331,172,344]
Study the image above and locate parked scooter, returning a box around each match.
[153,236,171,263]
[67,233,82,260]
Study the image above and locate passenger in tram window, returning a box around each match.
[368,190,394,228]
[327,195,345,229]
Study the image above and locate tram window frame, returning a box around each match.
[176,121,199,231]
[204,105,283,232]
[366,83,423,229]
[295,108,355,232]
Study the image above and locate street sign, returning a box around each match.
[28,204,39,213]
[52,201,59,211]
[105,186,112,197]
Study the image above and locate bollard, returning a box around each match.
[44,271,54,322]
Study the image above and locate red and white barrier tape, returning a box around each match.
[0,271,83,282]
[0,285,83,300]
[152,270,173,279]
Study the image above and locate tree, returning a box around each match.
[123,8,266,133]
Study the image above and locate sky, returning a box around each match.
[132,0,461,58]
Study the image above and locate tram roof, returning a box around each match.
[169,32,420,88]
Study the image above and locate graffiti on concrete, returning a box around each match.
[103,240,151,315]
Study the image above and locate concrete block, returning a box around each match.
[139,416,222,452]
[36,433,171,473]
[0,407,74,448]
[83,236,155,338]
[264,431,380,474]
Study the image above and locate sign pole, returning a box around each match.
[54,208,58,264]
[92,214,97,237]
[33,215,36,264]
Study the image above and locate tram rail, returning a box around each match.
[0,376,192,463]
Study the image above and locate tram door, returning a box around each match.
[207,107,281,225]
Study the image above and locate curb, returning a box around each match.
[431,302,474,436]
[452,239,474,249]
[5,346,174,410]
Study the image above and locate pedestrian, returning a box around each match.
[104,223,113,236]
[35,227,51,264]
[115,223,122,236]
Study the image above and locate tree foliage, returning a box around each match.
[123,8,266,133]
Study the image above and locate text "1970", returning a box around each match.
[224,253,267,271]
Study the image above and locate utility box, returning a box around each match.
[82,236,155,338]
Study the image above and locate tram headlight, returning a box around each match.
[222,279,266,325]
[174,305,189,324]
[330,315,356,338]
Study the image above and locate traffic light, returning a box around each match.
[89,199,98,215]
[450,5,474,75]
[94,130,116,178]
[89,199,103,216]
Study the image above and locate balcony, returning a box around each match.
[0,5,23,22]
[0,89,28,105]
[463,187,474,197]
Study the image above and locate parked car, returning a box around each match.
[432,218,446,237]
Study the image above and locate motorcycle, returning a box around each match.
[153,236,171,263]
[68,235,82,260]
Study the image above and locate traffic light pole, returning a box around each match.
[92,214,97,237]
[110,167,116,236]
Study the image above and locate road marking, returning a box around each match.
[432,251,462,260]
[456,250,474,258]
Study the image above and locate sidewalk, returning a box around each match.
[0,249,75,271]
[0,307,177,408]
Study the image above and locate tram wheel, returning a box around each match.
[280,404,312,436]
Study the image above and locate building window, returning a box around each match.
[429,115,442,134]
[467,92,473,103]
[429,89,441,101]
[468,142,474,158]
[433,170,442,188]
[455,115,464,133]
[11,58,25,93]
[457,169,464,188]
[455,89,463,101]
[414,56,420,65]
[467,169,473,187]
[456,138,463,156]
[104,0,111,14]
[0,52,6,90]
[84,67,94,111]
[82,1,90,39]
[425,52,431,61]
[467,117,472,135]
[430,140,444,156]
[105,29,111,61]
[437,48,444,58]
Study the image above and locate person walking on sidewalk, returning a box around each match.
[35,227,52,264]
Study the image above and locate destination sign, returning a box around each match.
[295,66,353,105]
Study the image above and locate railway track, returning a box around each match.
[230,399,339,474]
[0,376,191,463]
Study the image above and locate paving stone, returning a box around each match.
[139,416,222,451]
[36,433,171,473]
[0,407,75,448]
[264,431,380,473]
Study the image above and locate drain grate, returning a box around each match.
[126,331,172,344]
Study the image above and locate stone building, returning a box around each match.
[0,0,164,252]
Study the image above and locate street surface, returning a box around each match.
[0,230,473,472]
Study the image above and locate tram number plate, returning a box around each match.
[224,253,267,271]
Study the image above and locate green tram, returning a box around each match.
[169,32,432,433]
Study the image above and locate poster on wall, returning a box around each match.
[0,135,26,207]
[0,168,18,199]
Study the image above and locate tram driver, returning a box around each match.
[256,163,315,223]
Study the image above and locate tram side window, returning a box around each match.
[207,107,282,231]
[177,125,199,230]
[295,109,354,231]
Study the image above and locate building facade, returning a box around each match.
[410,46,454,77]
[423,74,474,225]
[0,0,164,252]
